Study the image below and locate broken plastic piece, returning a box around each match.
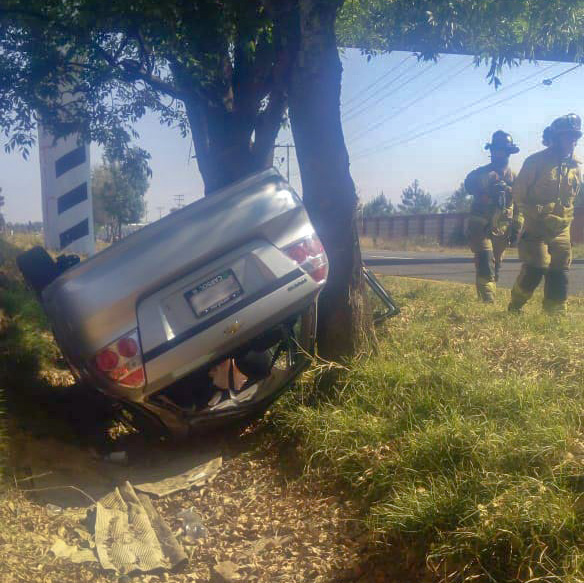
[177,507,207,542]
[135,456,222,498]
[46,503,63,516]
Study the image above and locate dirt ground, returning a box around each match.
[0,367,408,583]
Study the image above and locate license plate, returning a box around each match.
[185,270,243,317]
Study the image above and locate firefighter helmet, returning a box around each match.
[485,130,520,154]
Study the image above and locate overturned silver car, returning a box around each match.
[18,169,328,437]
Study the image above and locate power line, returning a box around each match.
[352,63,568,161]
[342,59,421,120]
[342,54,413,109]
[354,84,541,160]
[360,62,559,153]
[542,63,582,85]
[348,59,473,143]
[344,63,435,122]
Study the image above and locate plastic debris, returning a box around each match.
[177,507,207,542]
[211,560,241,582]
[50,539,98,564]
[135,456,222,498]
[45,503,63,516]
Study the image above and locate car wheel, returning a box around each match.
[16,246,58,295]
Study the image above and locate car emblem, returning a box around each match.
[224,321,242,335]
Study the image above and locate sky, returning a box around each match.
[2,48,584,223]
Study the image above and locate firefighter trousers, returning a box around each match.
[467,218,509,303]
[509,226,572,313]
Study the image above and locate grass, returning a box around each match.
[0,235,64,483]
[360,235,469,253]
[271,278,584,582]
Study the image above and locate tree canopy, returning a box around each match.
[337,0,584,85]
[92,145,150,241]
[442,182,472,213]
[0,0,295,190]
[398,179,437,214]
[362,191,395,217]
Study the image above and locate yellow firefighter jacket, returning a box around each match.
[464,164,519,235]
[512,148,581,235]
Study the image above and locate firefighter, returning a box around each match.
[464,131,522,302]
[509,114,582,314]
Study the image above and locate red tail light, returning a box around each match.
[93,329,145,389]
[283,233,329,284]
[95,349,119,372]
[117,337,138,358]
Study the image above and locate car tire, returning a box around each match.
[16,246,58,295]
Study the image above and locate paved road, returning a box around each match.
[363,250,584,295]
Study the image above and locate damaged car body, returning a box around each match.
[18,169,328,438]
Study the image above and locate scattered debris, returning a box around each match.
[135,456,222,498]
[45,503,63,516]
[211,560,241,582]
[177,507,207,542]
[246,535,293,556]
[49,539,98,564]
[94,481,187,574]
[103,451,128,465]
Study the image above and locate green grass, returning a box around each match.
[271,278,584,582]
[0,236,61,483]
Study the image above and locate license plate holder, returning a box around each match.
[185,269,243,318]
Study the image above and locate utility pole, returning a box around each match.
[156,206,164,220]
[274,144,295,182]
[173,194,185,209]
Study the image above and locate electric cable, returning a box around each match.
[349,59,473,143]
[342,54,413,109]
[352,62,560,153]
[342,59,428,121]
[352,63,574,161]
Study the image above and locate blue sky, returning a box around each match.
[2,49,583,223]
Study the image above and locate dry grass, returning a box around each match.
[360,235,467,253]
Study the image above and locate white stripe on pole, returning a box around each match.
[38,126,95,255]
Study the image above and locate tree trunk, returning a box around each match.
[182,84,288,195]
[288,0,370,362]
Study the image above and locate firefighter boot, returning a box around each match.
[475,250,496,303]
[508,265,546,312]
[543,269,569,314]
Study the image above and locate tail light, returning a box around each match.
[93,329,145,388]
[283,232,329,284]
